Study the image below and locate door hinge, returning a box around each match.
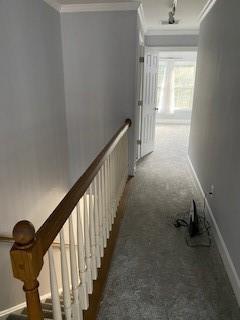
[137,139,142,145]
[139,56,144,63]
[138,100,143,106]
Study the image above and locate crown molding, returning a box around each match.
[60,2,140,13]
[43,0,141,13]
[43,0,62,11]
[146,28,199,36]
[198,0,218,23]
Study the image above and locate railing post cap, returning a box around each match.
[12,220,36,248]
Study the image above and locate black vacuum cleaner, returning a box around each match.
[188,200,199,237]
[174,199,199,238]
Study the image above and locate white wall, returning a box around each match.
[0,0,69,311]
[0,3,139,313]
[189,0,240,298]
[61,11,138,183]
[2,0,221,314]
[0,0,69,235]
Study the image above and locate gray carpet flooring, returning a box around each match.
[97,124,240,320]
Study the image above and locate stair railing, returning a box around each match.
[10,119,131,320]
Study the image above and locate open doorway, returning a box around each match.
[156,51,197,125]
[155,50,197,164]
[137,48,197,161]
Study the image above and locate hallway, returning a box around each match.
[98,125,240,320]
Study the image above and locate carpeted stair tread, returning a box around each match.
[41,302,65,312]
[7,316,53,320]
[45,298,64,305]
[6,298,66,320]
[21,306,65,320]
[6,315,28,320]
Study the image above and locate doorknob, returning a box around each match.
[154,107,159,111]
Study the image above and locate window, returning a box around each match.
[157,62,167,106]
[157,59,196,114]
[174,63,196,110]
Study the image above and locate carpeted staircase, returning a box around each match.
[6,297,65,320]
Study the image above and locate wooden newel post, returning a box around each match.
[10,220,44,320]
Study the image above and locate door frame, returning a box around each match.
[135,45,144,161]
[134,46,198,163]
[134,35,145,166]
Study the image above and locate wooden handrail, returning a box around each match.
[0,235,73,248]
[10,118,131,320]
[37,118,131,255]
[0,235,14,243]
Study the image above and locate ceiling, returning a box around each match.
[142,0,209,33]
[52,0,209,33]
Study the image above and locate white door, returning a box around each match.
[140,48,159,157]
[136,45,145,161]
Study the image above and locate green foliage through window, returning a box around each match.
[157,61,196,111]
[174,65,195,109]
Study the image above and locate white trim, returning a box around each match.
[144,46,198,52]
[0,292,51,317]
[146,28,199,36]
[43,0,62,11]
[188,156,240,307]
[60,2,140,13]
[198,0,218,23]
[43,0,140,13]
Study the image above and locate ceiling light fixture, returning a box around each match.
[169,0,178,24]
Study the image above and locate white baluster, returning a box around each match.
[120,137,126,195]
[104,161,110,235]
[123,137,126,188]
[84,193,93,294]
[112,147,117,217]
[100,167,107,248]
[60,230,72,320]
[117,141,122,204]
[104,162,110,241]
[93,177,101,268]
[89,184,97,280]
[121,135,126,189]
[109,155,114,225]
[77,201,89,310]
[97,170,104,257]
[69,216,82,320]
[118,144,122,196]
[103,162,110,239]
[115,144,119,210]
[48,247,62,320]
[115,144,119,207]
[109,153,114,225]
[125,133,129,180]
[106,157,112,232]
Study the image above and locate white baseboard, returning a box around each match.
[187,155,240,306]
[0,292,51,317]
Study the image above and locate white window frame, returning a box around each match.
[157,56,196,114]
[173,61,196,112]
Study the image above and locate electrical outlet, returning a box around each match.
[209,185,214,197]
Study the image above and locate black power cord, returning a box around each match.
[174,219,188,228]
